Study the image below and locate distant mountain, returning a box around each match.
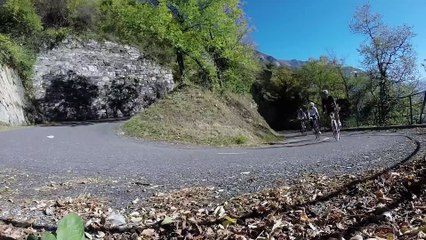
[256,51,362,77]
[256,51,307,69]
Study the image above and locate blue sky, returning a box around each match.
[243,0,426,77]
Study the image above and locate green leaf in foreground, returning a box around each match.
[161,216,174,225]
[56,213,85,240]
[27,235,41,240]
[41,232,56,240]
[222,215,237,228]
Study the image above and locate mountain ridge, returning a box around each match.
[256,51,307,69]
[256,51,363,77]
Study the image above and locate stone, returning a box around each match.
[350,235,363,240]
[106,211,126,227]
[32,37,174,122]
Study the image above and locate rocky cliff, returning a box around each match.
[0,65,27,125]
[32,38,175,122]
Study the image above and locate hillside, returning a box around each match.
[122,86,281,146]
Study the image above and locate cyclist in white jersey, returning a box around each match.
[308,102,321,134]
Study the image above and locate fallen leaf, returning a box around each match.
[141,228,157,237]
[161,216,174,225]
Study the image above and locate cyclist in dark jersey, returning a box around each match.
[321,90,342,127]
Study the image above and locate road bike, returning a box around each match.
[330,112,340,141]
[300,119,307,135]
[311,116,320,140]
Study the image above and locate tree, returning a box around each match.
[195,0,259,91]
[33,0,69,28]
[68,0,99,31]
[296,56,346,104]
[98,0,258,93]
[350,3,417,125]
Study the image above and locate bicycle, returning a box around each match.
[300,119,307,135]
[330,112,340,141]
[311,116,320,140]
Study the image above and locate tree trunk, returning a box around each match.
[176,49,185,83]
[378,78,391,126]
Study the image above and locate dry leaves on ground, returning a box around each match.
[1,156,425,240]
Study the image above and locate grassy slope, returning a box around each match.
[122,86,281,146]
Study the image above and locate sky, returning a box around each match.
[243,0,426,78]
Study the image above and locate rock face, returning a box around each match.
[0,65,27,125]
[33,38,174,122]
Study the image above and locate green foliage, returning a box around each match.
[27,235,39,240]
[193,0,260,91]
[27,213,84,240]
[233,135,248,145]
[350,3,417,125]
[253,56,383,129]
[34,0,99,31]
[97,0,259,93]
[33,0,69,28]
[98,0,176,65]
[68,0,99,31]
[39,27,70,49]
[40,233,56,240]
[257,57,348,107]
[296,57,346,103]
[0,34,35,89]
[0,0,43,39]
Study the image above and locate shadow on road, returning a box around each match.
[36,117,130,127]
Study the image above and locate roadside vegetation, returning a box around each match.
[255,4,421,129]
[0,122,15,132]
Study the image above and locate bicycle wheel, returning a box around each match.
[300,121,306,135]
[336,124,341,141]
[332,120,340,141]
[314,119,320,140]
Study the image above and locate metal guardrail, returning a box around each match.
[342,123,426,132]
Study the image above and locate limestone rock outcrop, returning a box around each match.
[32,38,174,121]
[0,65,27,125]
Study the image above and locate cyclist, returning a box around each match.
[308,102,321,134]
[321,90,342,128]
[297,107,307,134]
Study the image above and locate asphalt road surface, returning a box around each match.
[0,122,417,204]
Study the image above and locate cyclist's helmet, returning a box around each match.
[309,102,315,107]
[322,89,329,96]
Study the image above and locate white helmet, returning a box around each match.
[322,89,329,95]
[309,102,315,107]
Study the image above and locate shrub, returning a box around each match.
[234,135,249,145]
[34,0,69,28]
[68,0,99,31]
[39,27,70,50]
[0,0,43,38]
[0,34,35,90]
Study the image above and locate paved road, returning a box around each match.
[0,122,417,203]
